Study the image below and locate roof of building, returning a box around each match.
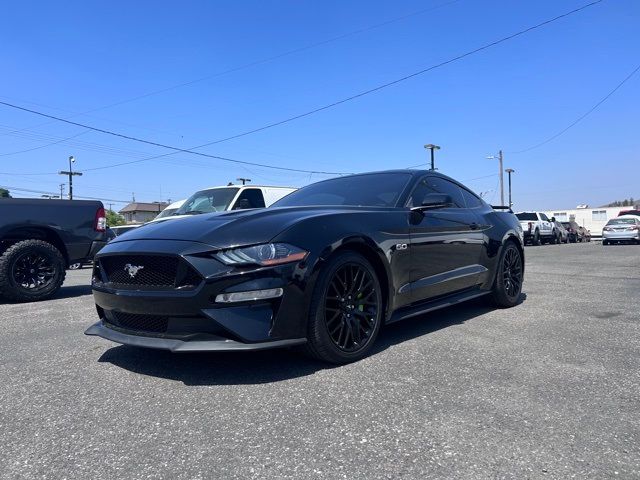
[119,202,168,213]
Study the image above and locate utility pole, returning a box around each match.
[58,156,82,200]
[486,150,505,206]
[59,183,65,199]
[236,177,251,185]
[505,168,515,208]
[108,203,114,212]
[424,144,441,170]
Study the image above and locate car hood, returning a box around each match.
[109,206,371,249]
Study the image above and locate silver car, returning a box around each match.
[602,216,640,245]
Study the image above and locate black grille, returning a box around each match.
[108,312,169,333]
[99,255,201,289]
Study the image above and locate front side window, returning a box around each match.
[232,189,265,209]
[176,187,239,215]
[406,176,465,208]
[540,213,550,222]
[460,188,484,208]
[273,173,412,208]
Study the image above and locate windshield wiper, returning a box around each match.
[182,210,205,215]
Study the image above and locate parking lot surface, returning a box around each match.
[1,243,639,479]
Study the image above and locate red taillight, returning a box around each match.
[94,207,106,232]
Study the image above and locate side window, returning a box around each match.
[460,188,483,208]
[423,177,465,208]
[540,213,550,222]
[406,176,467,208]
[232,189,266,210]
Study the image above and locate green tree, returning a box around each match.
[0,188,11,198]
[106,209,126,226]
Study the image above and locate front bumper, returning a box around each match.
[85,321,305,351]
[85,239,316,351]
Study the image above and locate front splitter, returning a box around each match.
[84,321,306,352]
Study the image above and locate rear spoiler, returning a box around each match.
[491,205,513,212]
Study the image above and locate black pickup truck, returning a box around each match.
[0,199,107,302]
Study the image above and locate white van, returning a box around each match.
[155,185,296,222]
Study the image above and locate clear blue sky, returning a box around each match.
[1,0,638,210]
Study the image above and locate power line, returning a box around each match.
[0,0,603,175]
[0,184,131,203]
[0,101,350,175]
[186,0,604,148]
[509,62,640,154]
[75,0,461,114]
[0,130,89,157]
[0,1,460,148]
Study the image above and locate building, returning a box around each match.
[541,205,638,238]
[119,202,168,224]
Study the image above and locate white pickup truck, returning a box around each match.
[515,211,561,245]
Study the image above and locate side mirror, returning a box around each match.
[412,193,453,211]
[551,217,556,222]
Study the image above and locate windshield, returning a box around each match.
[272,173,412,208]
[607,218,637,225]
[516,212,537,221]
[154,207,178,219]
[176,187,239,215]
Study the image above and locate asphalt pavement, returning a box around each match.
[1,242,639,479]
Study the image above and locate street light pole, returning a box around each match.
[505,168,515,208]
[486,150,505,205]
[424,144,441,170]
[236,177,251,185]
[58,156,82,200]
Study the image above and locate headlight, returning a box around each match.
[213,243,308,266]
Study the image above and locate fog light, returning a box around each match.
[215,288,284,303]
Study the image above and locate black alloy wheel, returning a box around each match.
[502,247,523,300]
[12,252,56,290]
[0,239,66,302]
[490,242,524,308]
[304,252,383,363]
[324,263,379,353]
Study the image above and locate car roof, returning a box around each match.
[195,185,296,191]
[612,215,640,221]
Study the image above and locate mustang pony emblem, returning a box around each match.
[124,263,144,278]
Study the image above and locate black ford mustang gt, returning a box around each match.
[86,170,524,363]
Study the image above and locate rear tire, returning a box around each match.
[490,242,524,308]
[0,240,66,302]
[303,251,383,364]
[533,230,541,246]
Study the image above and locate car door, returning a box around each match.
[407,176,485,302]
[539,212,553,236]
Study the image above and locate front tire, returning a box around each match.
[0,240,66,302]
[303,252,383,364]
[490,242,524,308]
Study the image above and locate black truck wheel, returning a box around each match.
[0,240,66,302]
